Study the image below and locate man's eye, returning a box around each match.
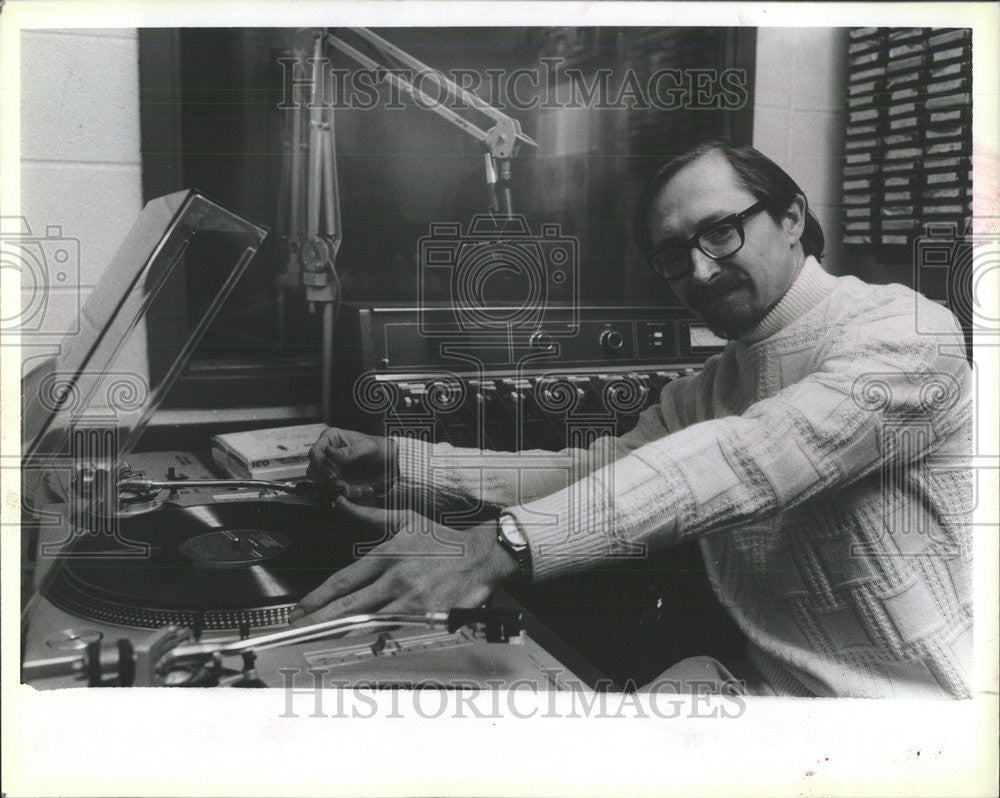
[653,245,680,261]
[702,225,736,245]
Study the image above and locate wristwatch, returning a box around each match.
[497,513,532,585]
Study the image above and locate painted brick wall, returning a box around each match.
[753,28,849,273]
[20,28,142,340]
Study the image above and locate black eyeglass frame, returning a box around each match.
[647,199,769,280]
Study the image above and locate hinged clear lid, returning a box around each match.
[22,190,268,469]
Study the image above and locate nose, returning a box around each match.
[688,247,722,284]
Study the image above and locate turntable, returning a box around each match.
[19,190,594,690]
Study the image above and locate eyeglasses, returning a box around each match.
[647,200,768,280]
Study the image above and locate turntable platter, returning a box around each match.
[41,502,373,632]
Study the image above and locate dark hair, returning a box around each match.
[635,138,825,261]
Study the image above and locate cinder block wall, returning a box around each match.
[20,29,142,339]
[753,28,849,273]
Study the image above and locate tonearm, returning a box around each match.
[70,462,353,516]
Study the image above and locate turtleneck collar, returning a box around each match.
[738,256,838,344]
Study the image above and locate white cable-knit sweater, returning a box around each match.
[395,257,974,698]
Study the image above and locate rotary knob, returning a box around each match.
[599,329,625,350]
[529,330,555,351]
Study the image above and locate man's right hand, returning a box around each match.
[307,428,398,500]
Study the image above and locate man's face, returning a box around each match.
[646,151,805,339]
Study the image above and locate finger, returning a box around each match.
[310,441,346,473]
[289,577,395,627]
[312,429,341,456]
[321,444,356,467]
[319,428,348,448]
[306,463,335,485]
[379,598,422,614]
[338,483,375,502]
[290,555,385,620]
[377,582,492,616]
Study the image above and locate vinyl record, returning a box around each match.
[42,501,377,631]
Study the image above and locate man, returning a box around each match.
[296,141,973,698]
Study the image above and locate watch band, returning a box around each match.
[497,513,532,585]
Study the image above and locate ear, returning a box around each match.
[782,194,807,246]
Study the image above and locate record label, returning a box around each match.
[179,529,291,567]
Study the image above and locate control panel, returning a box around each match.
[333,303,722,451]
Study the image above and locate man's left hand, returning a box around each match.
[288,498,518,626]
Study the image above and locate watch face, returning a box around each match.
[499,515,528,550]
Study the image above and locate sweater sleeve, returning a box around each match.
[505,299,972,581]
[392,370,705,514]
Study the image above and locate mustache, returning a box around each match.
[686,272,749,309]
